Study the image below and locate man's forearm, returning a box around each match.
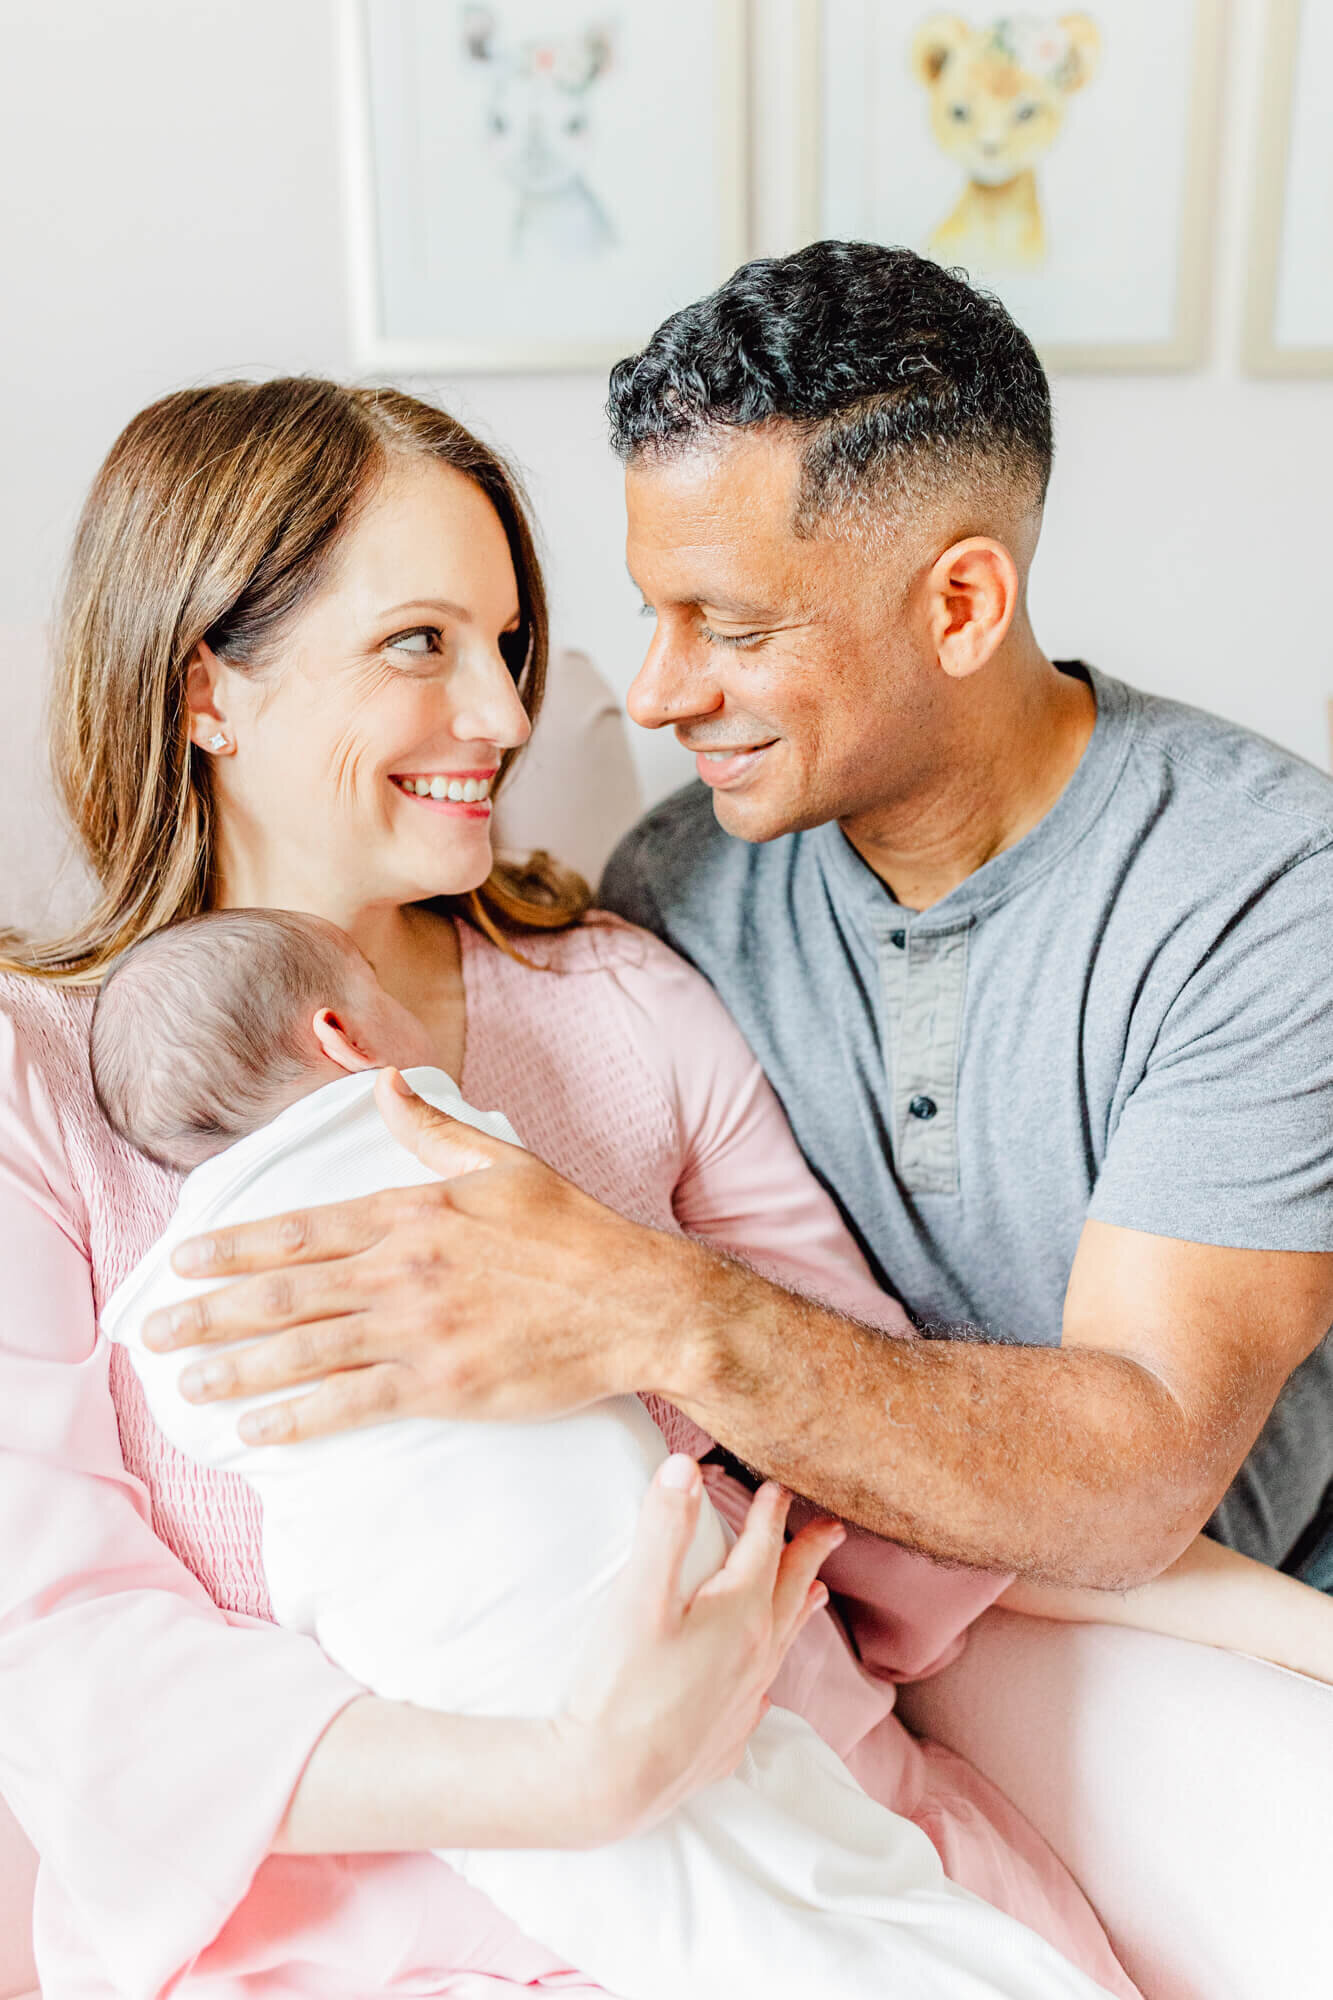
[662,1256,1216,1588]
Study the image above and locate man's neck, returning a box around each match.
[840,654,1097,912]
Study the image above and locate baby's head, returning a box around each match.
[90,909,433,1172]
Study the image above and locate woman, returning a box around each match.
[0,379,1140,1997]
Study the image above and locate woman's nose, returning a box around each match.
[450,644,532,751]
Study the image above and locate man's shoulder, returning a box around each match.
[608,780,740,879]
[601,781,785,936]
[1124,680,1333,864]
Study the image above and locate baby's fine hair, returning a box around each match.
[90,908,366,1173]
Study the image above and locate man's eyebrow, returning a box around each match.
[625,569,778,621]
[696,592,781,621]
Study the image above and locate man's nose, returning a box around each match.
[626,627,721,732]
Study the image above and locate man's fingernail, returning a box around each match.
[173,1237,215,1276]
[659,1454,699,1492]
[178,1363,219,1400]
[385,1067,415,1098]
[239,1407,281,1443]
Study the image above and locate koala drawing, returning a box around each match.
[462,6,618,262]
[911,12,1100,272]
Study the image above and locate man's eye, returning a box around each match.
[385,628,439,657]
[1015,101,1038,122]
[700,626,763,650]
[949,103,970,122]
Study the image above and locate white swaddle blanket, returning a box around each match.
[103,1067,1115,2000]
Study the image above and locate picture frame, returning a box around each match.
[794,0,1225,372]
[1244,0,1333,377]
[340,0,749,374]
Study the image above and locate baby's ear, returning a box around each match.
[311,1008,374,1074]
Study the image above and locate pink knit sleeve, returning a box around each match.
[0,1003,365,1996]
[605,927,1010,1682]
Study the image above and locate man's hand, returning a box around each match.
[142,1069,717,1445]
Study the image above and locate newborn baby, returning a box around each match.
[95,909,1118,2000]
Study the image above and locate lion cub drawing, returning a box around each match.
[912,13,1100,272]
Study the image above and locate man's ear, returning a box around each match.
[312,1009,376,1074]
[925,538,1020,682]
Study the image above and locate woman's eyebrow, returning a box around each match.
[379,598,522,627]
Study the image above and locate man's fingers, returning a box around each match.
[175,1315,376,1402]
[621,1455,704,1625]
[167,1191,400,1285]
[235,1364,409,1446]
[144,1261,369,1352]
[375,1068,523,1180]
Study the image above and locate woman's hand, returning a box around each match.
[553,1455,845,1847]
[275,1456,845,1857]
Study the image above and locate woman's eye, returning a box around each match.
[1015,102,1038,122]
[384,627,440,659]
[949,103,970,122]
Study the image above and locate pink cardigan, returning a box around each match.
[0,917,1136,1998]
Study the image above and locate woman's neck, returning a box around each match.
[213,857,468,1074]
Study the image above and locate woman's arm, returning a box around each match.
[0,1009,369,1995]
[1000,1533,1333,1684]
[0,1006,834,1955]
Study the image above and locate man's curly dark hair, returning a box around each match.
[607,241,1052,538]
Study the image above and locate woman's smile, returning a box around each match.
[391,768,497,816]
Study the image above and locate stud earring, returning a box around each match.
[206,731,230,752]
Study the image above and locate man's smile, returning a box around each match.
[684,738,779,790]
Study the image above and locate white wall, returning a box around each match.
[1,0,1330,927]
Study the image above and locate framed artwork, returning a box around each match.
[1245,0,1333,376]
[795,1,1225,371]
[341,0,748,373]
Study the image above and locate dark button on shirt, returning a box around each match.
[908,1095,938,1121]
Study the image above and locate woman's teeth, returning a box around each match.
[395,775,493,803]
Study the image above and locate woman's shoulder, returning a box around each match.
[0,970,95,1093]
[510,911,700,980]
[476,912,723,1025]
[0,972,97,1234]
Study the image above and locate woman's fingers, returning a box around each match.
[770,1516,846,1646]
[696,1480,792,1605]
[621,1456,704,1627]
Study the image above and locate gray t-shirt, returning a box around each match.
[601,666,1333,1348]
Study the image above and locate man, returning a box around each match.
[160,244,1333,1593]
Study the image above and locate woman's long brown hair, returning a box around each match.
[2,378,589,986]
